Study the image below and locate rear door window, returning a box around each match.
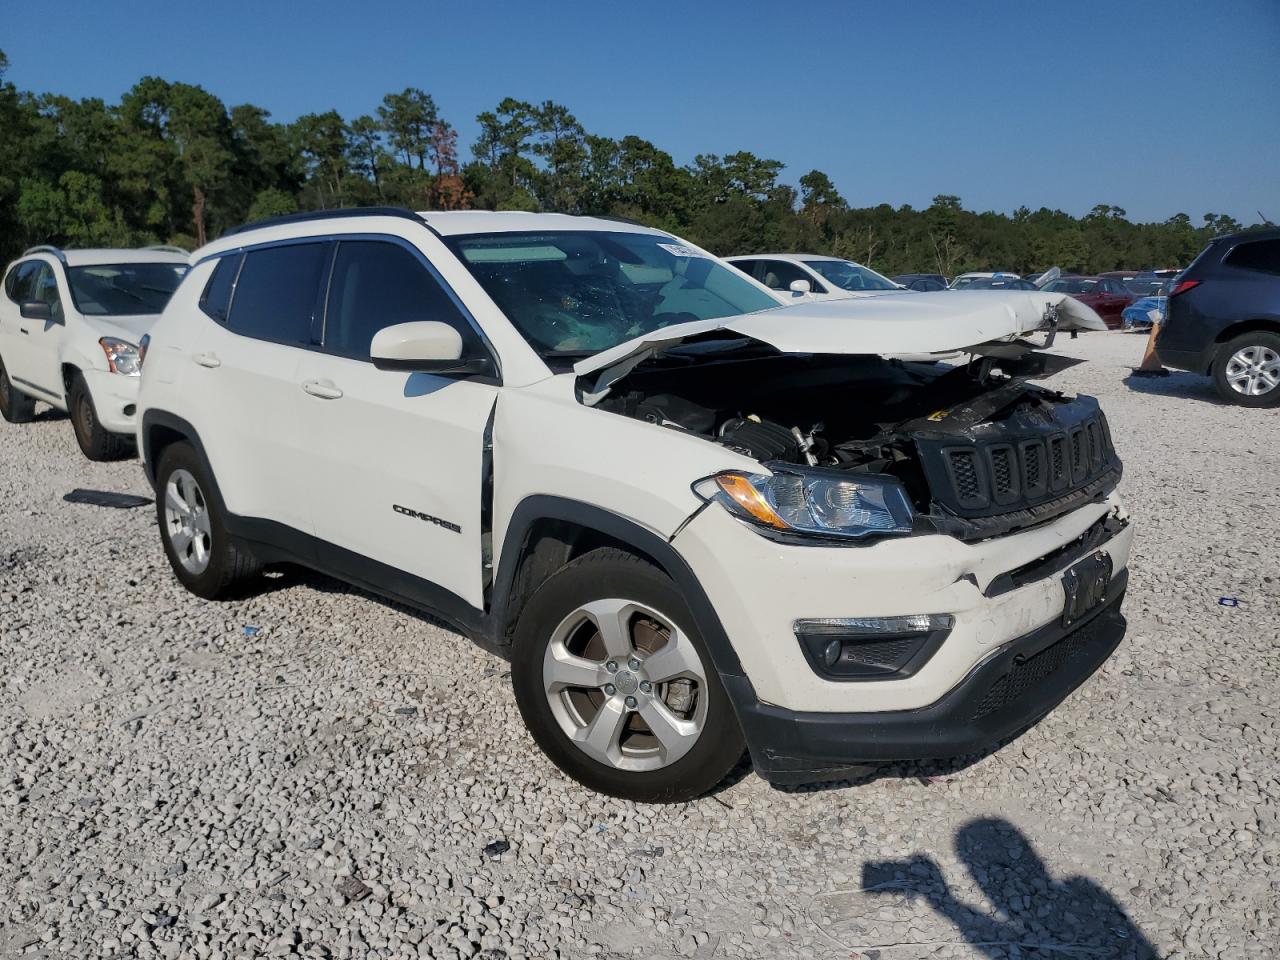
[1224,238,1280,276]
[227,243,328,346]
[729,259,760,281]
[322,240,471,361]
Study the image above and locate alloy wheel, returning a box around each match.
[1225,345,1280,397]
[164,468,213,575]
[542,598,708,772]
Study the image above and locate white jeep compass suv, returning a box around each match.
[0,245,189,459]
[137,208,1133,801]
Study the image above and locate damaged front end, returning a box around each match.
[593,346,1122,544]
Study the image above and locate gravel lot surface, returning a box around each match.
[2,331,1276,959]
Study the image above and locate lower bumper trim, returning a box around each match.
[730,571,1127,785]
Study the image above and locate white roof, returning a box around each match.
[25,247,190,268]
[194,210,670,261]
[419,210,667,237]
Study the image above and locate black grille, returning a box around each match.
[950,451,982,503]
[1050,436,1066,484]
[971,611,1111,721]
[1024,442,1042,490]
[917,396,1121,535]
[991,447,1013,495]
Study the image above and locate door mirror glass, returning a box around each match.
[20,300,53,322]
[371,320,488,375]
[789,279,812,295]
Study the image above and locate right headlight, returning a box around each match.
[693,467,915,541]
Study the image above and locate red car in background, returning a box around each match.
[1041,276,1136,329]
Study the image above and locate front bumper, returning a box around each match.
[731,574,1126,783]
[80,369,140,434]
[671,493,1132,784]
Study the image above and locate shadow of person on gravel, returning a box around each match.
[862,817,1157,959]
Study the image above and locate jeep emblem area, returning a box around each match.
[614,670,639,695]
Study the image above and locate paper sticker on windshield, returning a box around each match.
[657,242,705,259]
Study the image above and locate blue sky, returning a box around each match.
[4,0,1277,224]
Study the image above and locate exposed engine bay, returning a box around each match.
[597,350,1123,540]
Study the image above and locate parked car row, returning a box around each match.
[3,208,1142,801]
[0,246,189,458]
[1156,228,1280,406]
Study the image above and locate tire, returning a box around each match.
[0,359,37,424]
[1211,331,1280,408]
[511,547,746,802]
[68,373,133,460]
[155,442,261,599]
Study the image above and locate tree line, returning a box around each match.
[0,49,1259,275]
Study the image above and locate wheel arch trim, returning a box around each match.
[492,495,749,684]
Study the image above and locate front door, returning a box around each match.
[293,236,497,609]
[1,261,66,400]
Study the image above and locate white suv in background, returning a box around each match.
[137,208,1132,802]
[726,253,904,300]
[0,245,189,459]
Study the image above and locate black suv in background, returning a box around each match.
[1156,228,1280,406]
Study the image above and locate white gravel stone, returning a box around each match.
[1,331,1276,958]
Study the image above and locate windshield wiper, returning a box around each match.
[107,283,147,303]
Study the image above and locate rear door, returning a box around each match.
[293,235,498,609]
[184,242,329,535]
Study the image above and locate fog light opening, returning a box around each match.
[794,614,955,681]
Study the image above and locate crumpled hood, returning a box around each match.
[83,313,159,343]
[574,290,1106,388]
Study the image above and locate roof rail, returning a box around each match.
[22,245,67,264]
[593,214,648,227]
[143,244,190,254]
[221,206,427,239]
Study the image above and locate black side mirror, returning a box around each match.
[374,354,492,376]
[20,301,53,322]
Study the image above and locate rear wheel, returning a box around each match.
[0,359,37,424]
[1212,332,1280,407]
[511,547,745,802]
[155,442,261,599]
[69,373,132,460]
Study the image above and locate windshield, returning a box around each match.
[1044,278,1099,294]
[1125,279,1166,296]
[802,259,898,292]
[447,231,779,356]
[67,262,188,316]
[964,277,1033,290]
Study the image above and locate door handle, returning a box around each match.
[193,352,221,368]
[19,327,29,335]
[302,379,343,400]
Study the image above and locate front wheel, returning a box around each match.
[1212,332,1280,407]
[69,373,133,460]
[511,547,745,802]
